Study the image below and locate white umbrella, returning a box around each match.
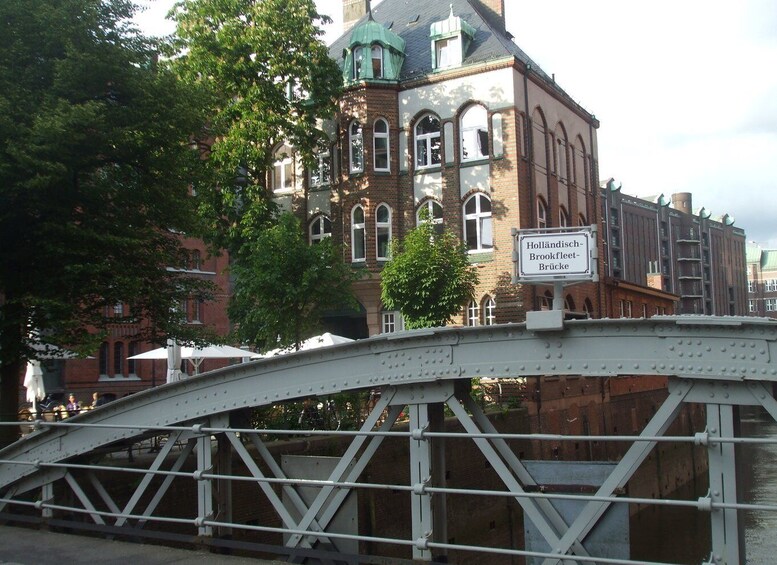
[129,343,260,377]
[259,333,353,358]
[23,360,46,417]
[166,338,183,383]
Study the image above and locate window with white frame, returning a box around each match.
[559,207,570,227]
[435,36,461,69]
[310,215,332,244]
[310,149,331,187]
[766,279,777,292]
[537,198,548,228]
[579,214,587,227]
[483,297,496,325]
[417,200,444,235]
[467,300,479,326]
[767,298,777,311]
[376,204,391,260]
[415,114,441,169]
[351,205,366,262]
[112,302,123,317]
[352,46,365,80]
[460,105,488,161]
[463,193,493,252]
[749,300,756,312]
[349,121,364,173]
[191,298,202,323]
[748,280,755,293]
[382,310,404,333]
[373,118,390,171]
[371,45,383,78]
[272,144,293,192]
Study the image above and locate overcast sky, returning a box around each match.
[135,0,777,248]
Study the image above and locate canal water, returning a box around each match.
[629,406,777,564]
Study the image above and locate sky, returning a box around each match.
[134,0,777,249]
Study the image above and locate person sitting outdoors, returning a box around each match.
[65,394,80,417]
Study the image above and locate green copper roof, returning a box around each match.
[763,250,777,270]
[430,5,476,39]
[746,245,763,264]
[349,17,405,52]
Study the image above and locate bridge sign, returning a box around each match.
[512,226,598,283]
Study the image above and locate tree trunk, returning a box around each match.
[0,298,24,447]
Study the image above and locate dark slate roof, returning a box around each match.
[328,0,593,118]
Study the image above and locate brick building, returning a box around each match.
[746,245,777,318]
[601,181,747,316]
[277,0,608,336]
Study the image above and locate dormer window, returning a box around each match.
[430,6,475,71]
[371,45,383,78]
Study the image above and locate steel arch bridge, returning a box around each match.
[2,316,777,564]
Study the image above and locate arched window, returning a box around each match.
[467,300,479,326]
[113,342,124,377]
[415,114,441,169]
[578,214,588,227]
[463,193,493,252]
[373,118,390,171]
[417,200,444,235]
[537,197,548,228]
[584,298,594,318]
[272,144,293,192]
[565,295,576,312]
[349,121,364,173]
[460,105,489,161]
[483,296,496,325]
[351,205,366,262]
[541,290,553,310]
[371,45,383,78]
[559,206,570,227]
[352,46,365,80]
[310,215,332,244]
[376,204,391,260]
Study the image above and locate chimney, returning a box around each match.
[343,0,370,33]
[472,0,506,27]
[671,192,692,216]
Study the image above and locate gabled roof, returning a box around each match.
[329,0,593,119]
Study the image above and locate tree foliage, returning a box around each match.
[381,219,479,329]
[228,213,357,351]
[169,0,342,252]
[0,0,214,441]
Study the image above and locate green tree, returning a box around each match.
[170,0,342,252]
[381,218,479,329]
[0,0,214,445]
[229,213,357,351]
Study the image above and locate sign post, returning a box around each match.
[512,226,598,330]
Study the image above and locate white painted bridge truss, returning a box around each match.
[1,316,777,564]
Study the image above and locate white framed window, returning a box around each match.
[483,297,496,326]
[578,214,587,227]
[749,299,756,312]
[349,121,364,173]
[376,203,392,260]
[417,200,444,235]
[766,279,777,292]
[373,118,390,171]
[559,206,570,227]
[415,114,441,169]
[767,298,777,311]
[382,310,404,333]
[467,300,479,326]
[351,205,366,262]
[537,198,548,228]
[309,215,332,244]
[371,45,383,78]
[435,36,460,69]
[272,144,293,192]
[191,299,202,323]
[112,302,123,317]
[352,46,365,80]
[463,193,493,252]
[460,105,488,161]
[748,280,755,293]
[310,149,331,187]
